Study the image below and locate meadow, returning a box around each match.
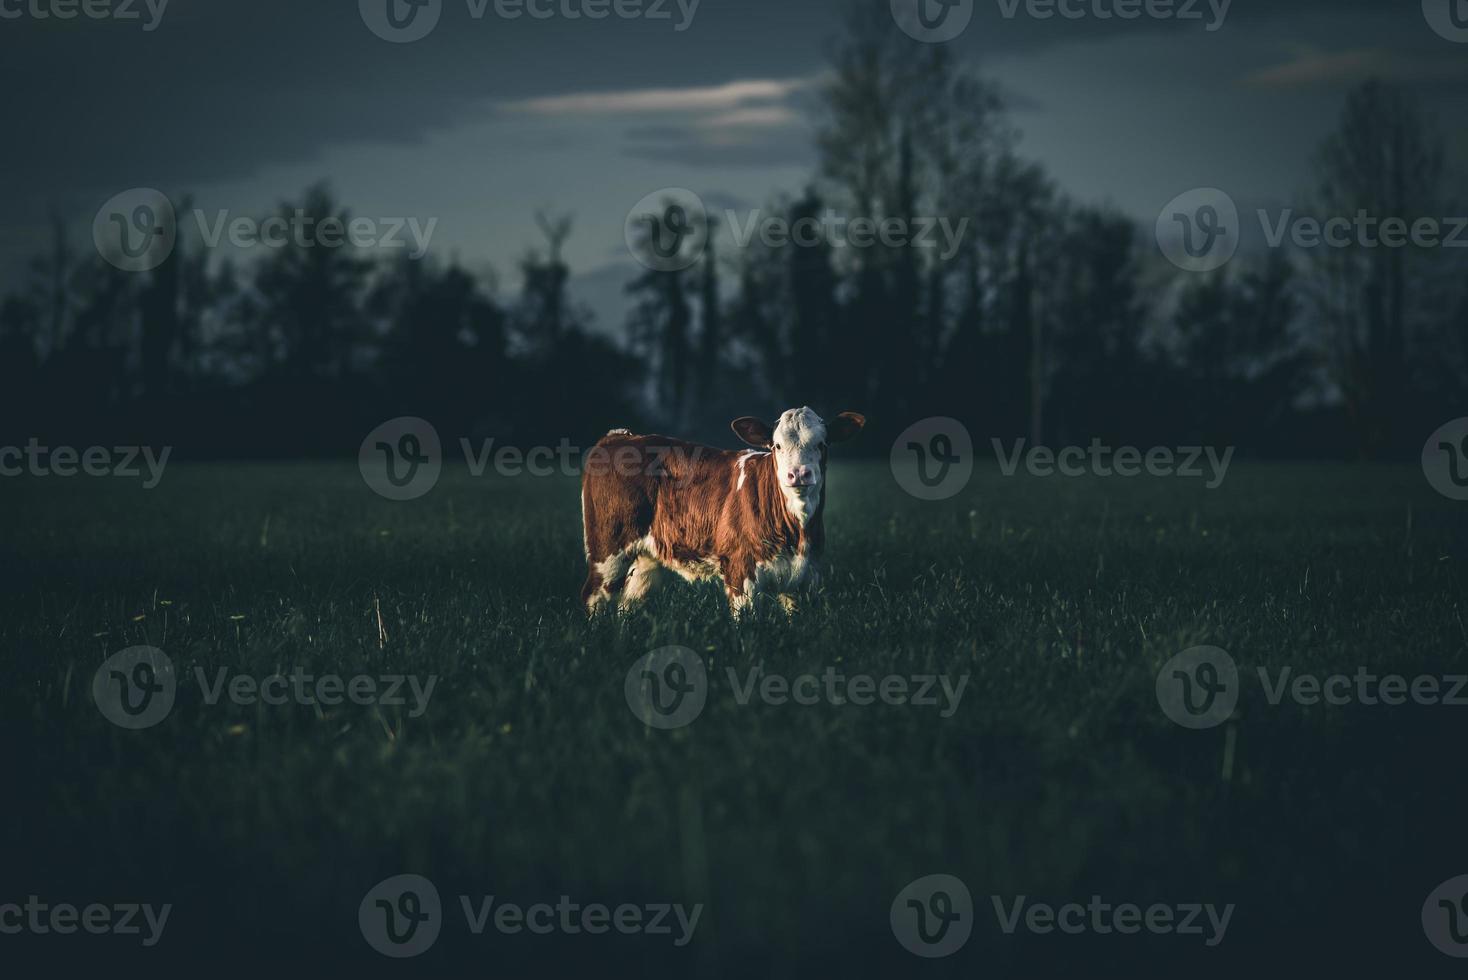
[3,459,1466,975]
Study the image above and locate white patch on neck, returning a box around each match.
[736,450,768,491]
[781,484,820,525]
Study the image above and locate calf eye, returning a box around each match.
[774,443,782,451]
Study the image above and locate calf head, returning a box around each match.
[732,407,866,523]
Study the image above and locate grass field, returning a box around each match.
[3,459,1467,974]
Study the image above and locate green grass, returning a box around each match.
[3,461,1466,974]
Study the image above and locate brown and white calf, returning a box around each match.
[580,407,866,615]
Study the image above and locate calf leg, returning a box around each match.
[580,476,651,614]
[619,554,669,610]
[720,556,759,618]
[583,546,637,614]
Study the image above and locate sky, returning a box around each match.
[2,0,1465,330]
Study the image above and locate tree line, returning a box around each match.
[2,7,1462,459]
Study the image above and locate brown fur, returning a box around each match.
[579,432,825,613]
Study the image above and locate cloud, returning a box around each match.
[499,78,814,115]
[1241,48,1468,89]
[499,75,817,169]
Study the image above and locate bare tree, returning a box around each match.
[1308,79,1444,457]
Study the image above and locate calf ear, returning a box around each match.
[731,417,774,448]
[826,412,866,443]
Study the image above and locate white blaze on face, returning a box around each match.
[770,407,827,524]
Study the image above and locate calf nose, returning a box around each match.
[787,465,815,486]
